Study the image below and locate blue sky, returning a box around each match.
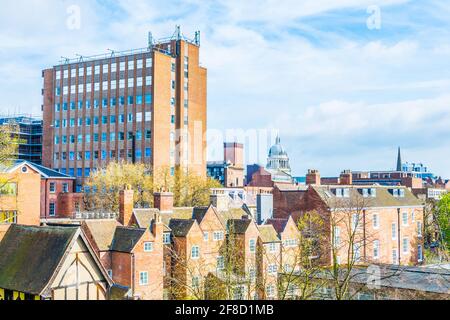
[0,0,449,177]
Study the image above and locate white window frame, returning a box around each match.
[144,242,154,252]
[191,246,200,260]
[372,213,379,229]
[139,271,149,285]
[373,240,380,260]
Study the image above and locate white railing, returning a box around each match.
[74,212,118,220]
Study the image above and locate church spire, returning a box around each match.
[396,147,402,172]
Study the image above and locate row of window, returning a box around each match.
[54,130,152,146]
[56,58,153,80]
[54,112,152,130]
[54,95,152,112]
[55,77,153,96]
[55,148,152,163]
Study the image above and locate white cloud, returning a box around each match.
[0,0,449,177]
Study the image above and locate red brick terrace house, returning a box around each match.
[273,177,425,267]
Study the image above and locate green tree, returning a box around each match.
[84,163,222,212]
[436,193,450,257]
[0,124,19,167]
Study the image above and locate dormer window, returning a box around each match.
[335,188,343,198]
[362,189,369,198]
[399,189,405,198]
[392,189,399,197]
[370,188,377,198]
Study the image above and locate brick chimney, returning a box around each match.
[119,186,134,226]
[151,213,163,239]
[306,169,321,185]
[210,190,229,211]
[154,192,174,213]
[340,170,353,185]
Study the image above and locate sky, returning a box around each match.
[0,0,449,177]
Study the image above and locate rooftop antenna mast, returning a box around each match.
[107,49,116,58]
[61,56,70,65]
[148,32,153,50]
[75,54,84,63]
[195,31,201,46]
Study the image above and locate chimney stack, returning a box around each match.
[210,190,229,211]
[151,213,163,239]
[340,170,353,185]
[154,192,174,213]
[306,169,321,185]
[119,186,134,226]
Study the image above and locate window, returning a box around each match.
[128,78,134,88]
[266,285,275,298]
[128,60,134,70]
[63,183,69,193]
[146,130,152,139]
[352,213,360,230]
[203,232,209,241]
[49,183,56,193]
[120,61,125,71]
[418,245,423,262]
[402,212,408,226]
[86,66,92,76]
[146,76,152,86]
[191,246,200,259]
[139,272,149,285]
[353,244,361,263]
[144,242,154,252]
[402,238,409,254]
[192,276,200,290]
[145,94,152,104]
[373,240,380,260]
[333,226,341,247]
[111,63,117,73]
[373,213,379,229]
[145,112,152,122]
[213,231,224,241]
[71,68,76,78]
[269,242,277,253]
[249,239,256,253]
[217,256,225,270]
[268,264,277,275]
[145,148,151,158]
[392,249,398,264]
[417,221,423,238]
[163,233,171,244]
[136,112,142,122]
[94,83,100,91]
[128,96,134,105]
[392,223,397,240]
[137,59,143,69]
[146,58,153,67]
[63,70,69,78]
[136,95,143,105]
[137,77,143,87]
[49,203,56,217]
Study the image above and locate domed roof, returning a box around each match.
[269,136,287,157]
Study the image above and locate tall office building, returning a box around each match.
[42,29,207,191]
[0,115,43,164]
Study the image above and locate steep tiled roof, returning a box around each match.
[265,218,289,235]
[0,225,78,295]
[228,219,252,234]
[258,225,281,243]
[169,219,196,237]
[110,227,146,253]
[83,220,120,251]
[7,160,75,179]
[192,206,210,223]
